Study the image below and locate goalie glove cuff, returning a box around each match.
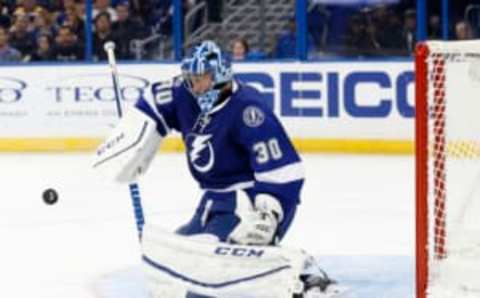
[255,194,284,223]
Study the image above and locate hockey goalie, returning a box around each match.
[94,40,341,298]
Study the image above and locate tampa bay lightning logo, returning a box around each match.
[186,133,215,173]
[243,106,265,128]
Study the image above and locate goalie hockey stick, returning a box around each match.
[104,41,145,240]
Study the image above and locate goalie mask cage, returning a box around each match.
[416,41,480,298]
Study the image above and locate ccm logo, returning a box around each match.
[96,132,125,155]
[214,246,265,258]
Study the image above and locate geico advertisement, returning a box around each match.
[0,62,414,139]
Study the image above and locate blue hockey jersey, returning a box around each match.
[135,79,304,210]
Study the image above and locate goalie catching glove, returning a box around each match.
[228,192,284,245]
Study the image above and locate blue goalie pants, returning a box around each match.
[176,190,297,243]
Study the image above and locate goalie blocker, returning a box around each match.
[92,107,163,183]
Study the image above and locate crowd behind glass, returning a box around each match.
[0,0,477,62]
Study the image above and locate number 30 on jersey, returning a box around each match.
[253,138,283,164]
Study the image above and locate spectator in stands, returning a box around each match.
[275,16,297,59]
[93,0,117,22]
[52,0,86,21]
[110,0,124,7]
[322,4,356,49]
[344,13,379,56]
[30,33,52,60]
[32,7,54,40]
[61,4,84,40]
[402,9,416,54]
[60,0,76,10]
[129,0,154,21]
[455,21,473,40]
[275,15,314,59]
[374,6,404,55]
[9,14,36,59]
[231,37,249,61]
[13,0,42,22]
[55,0,74,21]
[0,26,21,61]
[307,3,329,51]
[2,0,16,11]
[50,25,84,61]
[35,0,52,10]
[0,2,12,28]
[111,2,144,59]
[93,11,117,61]
[75,0,85,21]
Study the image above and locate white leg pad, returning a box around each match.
[141,224,306,298]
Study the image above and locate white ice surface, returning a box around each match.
[0,153,414,297]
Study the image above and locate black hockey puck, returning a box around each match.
[43,188,58,205]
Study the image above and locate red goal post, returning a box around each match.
[416,40,480,298]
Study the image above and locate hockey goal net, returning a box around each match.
[416,41,480,298]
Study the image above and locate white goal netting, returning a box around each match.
[416,40,480,298]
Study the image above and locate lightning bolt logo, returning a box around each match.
[188,134,215,173]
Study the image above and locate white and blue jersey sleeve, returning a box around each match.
[234,99,305,206]
[134,79,182,137]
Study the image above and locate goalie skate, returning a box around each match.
[301,283,349,298]
[295,256,349,298]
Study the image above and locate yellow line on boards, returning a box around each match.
[0,137,413,154]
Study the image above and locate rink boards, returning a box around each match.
[0,60,414,153]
